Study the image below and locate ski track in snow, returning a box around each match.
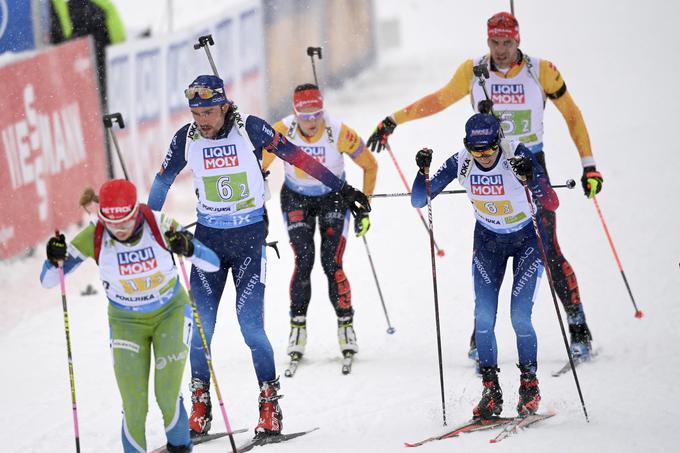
[2,1,679,451]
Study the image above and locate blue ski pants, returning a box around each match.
[472,222,544,369]
[190,221,275,384]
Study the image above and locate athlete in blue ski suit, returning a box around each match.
[148,75,370,436]
[411,113,559,418]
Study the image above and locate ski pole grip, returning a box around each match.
[103,113,125,129]
[473,63,489,79]
[307,46,322,58]
[194,34,214,49]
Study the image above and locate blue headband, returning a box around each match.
[187,75,228,107]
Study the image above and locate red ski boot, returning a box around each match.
[473,367,503,419]
[189,378,212,436]
[516,364,541,416]
[254,378,283,437]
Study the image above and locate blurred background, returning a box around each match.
[0,0,378,261]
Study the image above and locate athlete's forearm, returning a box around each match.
[552,92,594,167]
[393,60,472,125]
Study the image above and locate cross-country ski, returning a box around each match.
[237,428,320,453]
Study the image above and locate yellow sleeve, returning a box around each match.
[262,120,287,170]
[540,60,594,163]
[393,59,473,125]
[338,124,378,196]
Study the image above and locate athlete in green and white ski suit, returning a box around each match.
[40,210,219,452]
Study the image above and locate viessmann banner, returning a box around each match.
[0,38,107,259]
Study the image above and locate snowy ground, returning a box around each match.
[2,0,679,452]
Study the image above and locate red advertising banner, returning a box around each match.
[0,38,108,259]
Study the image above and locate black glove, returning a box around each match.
[477,99,494,114]
[46,233,67,266]
[354,211,370,237]
[416,148,433,174]
[340,183,371,217]
[164,230,194,257]
[366,116,397,153]
[581,166,603,199]
[510,156,533,179]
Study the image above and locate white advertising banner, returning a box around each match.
[105,0,266,196]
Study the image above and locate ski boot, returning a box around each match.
[255,377,283,437]
[569,323,593,361]
[516,363,541,416]
[287,315,307,358]
[189,378,212,436]
[337,315,359,355]
[473,366,503,419]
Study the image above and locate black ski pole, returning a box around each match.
[306,46,322,86]
[361,236,395,334]
[369,179,576,198]
[102,113,129,180]
[194,35,220,78]
[474,63,590,421]
[55,231,82,452]
[423,164,447,426]
[303,46,395,331]
[519,179,590,422]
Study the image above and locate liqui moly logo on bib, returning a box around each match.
[301,146,325,163]
[117,247,157,275]
[491,84,525,104]
[470,174,505,195]
[203,145,239,169]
